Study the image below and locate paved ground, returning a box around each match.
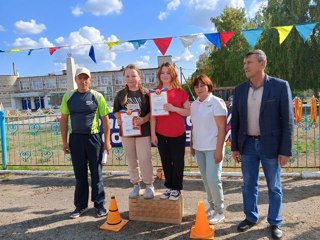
[0,173,319,240]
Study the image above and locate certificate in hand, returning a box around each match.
[150,89,169,116]
[120,110,142,137]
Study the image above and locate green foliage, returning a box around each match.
[194,1,320,94]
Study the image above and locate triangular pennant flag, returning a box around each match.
[273,25,294,44]
[204,33,221,49]
[153,37,172,55]
[89,45,96,63]
[295,23,316,43]
[28,49,34,55]
[0,50,5,53]
[242,28,264,48]
[49,47,62,55]
[179,35,199,48]
[106,41,121,50]
[129,39,147,49]
[220,32,234,47]
[8,48,21,52]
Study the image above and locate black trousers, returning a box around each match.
[69,133,105,209]
[156,132,186,190]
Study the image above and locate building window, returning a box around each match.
[100,75,113,86]
[91,74,98,87]
[144,72,156,84]
[57,77,67,89]
[45,78,57,89]
[19,79,30,91]
[115,74,124,85]
[50,93,65,108]
[31,78,43,90]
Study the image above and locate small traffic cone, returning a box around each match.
[190,200,214,239]
[100,196,128,232]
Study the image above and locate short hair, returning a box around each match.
[245,49,267,62]
[192,74,213,92]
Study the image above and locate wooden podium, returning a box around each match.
[129,192,184,224]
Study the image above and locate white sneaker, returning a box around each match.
[129,184,141,199]
[168,190,181,201]
[206,208,214,218]
[209,212,225,224]
[144,185,155,199]
[160,189,171,199]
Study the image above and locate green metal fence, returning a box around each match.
[1,98,320,170]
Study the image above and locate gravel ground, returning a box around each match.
[0,173,319,240]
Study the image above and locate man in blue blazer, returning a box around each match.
[231,49,294,239]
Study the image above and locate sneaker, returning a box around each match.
[206,208,214,218]
[160,189,171,199]
[144,185,155,199]
[69,207,88,219]
[96,207,107,218]
[169,190,181,201]
[129,184,141,199]
[209,212,225,224]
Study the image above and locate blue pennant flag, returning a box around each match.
[89,45,96,63]
[295,23,316,42]
[204,33,221,49]
[242,28,263,48]
[28,49,34,55]
[129,39,147,49]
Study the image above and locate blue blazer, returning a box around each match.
[231,75,294,158]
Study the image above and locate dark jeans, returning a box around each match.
[157,132,186,190]
[69,133,105,210]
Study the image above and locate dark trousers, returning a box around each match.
[69,133,105,209]
[157,132,186,190]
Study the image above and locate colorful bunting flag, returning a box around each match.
[295,23,316,42]
[129,39,147,49]
[49,46,62,55]
[273,25,294,44]
[204,33,221,49]
[28,49,34,55]
[220,32,234,47]
[89,45,96,63]
[0,50,5,53]
[8,48,21,52]
[106,41,121,50]
[179,35,199,49]
[153,37,172,55]
[242,28,263,48]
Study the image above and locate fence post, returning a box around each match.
[0,104,7,169]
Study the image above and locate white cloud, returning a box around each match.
[247,0,268,19]
[134,55,151,68]
[14,19,46,34]
[84,0,123,16]
[158,0,181,20]
[13,37,54,49]
[173,48,194,62]
[72,6,84,16]
[0,25,5,32]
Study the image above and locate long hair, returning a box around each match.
[157,62,181,89]
[120,64,146,107]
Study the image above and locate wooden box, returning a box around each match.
[129,192,184,224]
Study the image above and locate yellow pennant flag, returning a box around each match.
[105,41,120,50]
[273,25,294,44]
[8,48,21,52]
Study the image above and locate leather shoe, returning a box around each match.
[271,225,283,239]
[237,219,257,232]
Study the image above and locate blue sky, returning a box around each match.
[0,0,267,78]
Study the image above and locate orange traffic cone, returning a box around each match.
[100,196,128,232]
[190,200,214,239]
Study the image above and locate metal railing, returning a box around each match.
[1,97,320,170]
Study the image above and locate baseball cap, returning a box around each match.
[75,67,91,78]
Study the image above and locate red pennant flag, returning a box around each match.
[49,47,62,55]
[220,32,234,47]
[153,37,172,55]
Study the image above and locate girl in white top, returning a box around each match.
[190,74,227,225]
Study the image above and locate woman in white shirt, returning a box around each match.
[190,74,227,225]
